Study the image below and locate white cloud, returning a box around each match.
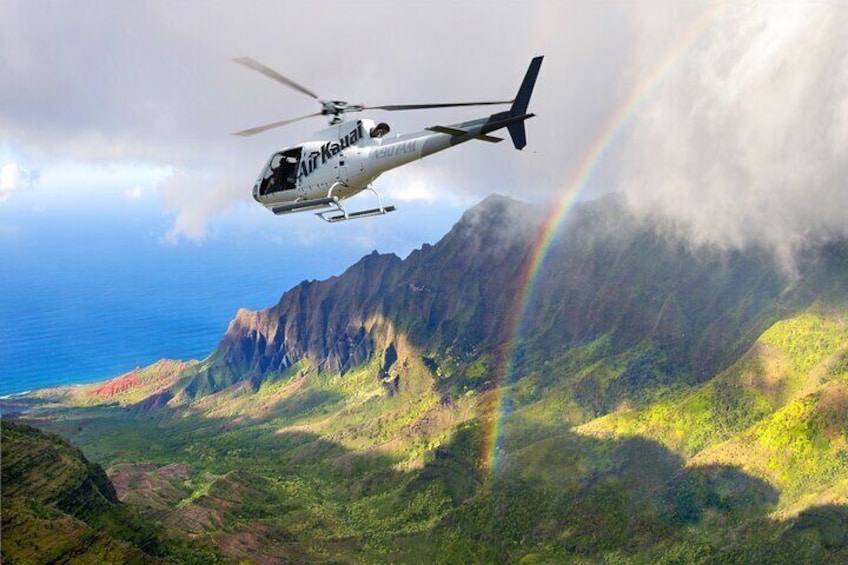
[380,165,483,210]
[0,163,21,202]
[0,162,39,203]
[158,168,248,243]
[9,159,173,207]
[3,0,843,259]
[0,1,632,241]
[386,179,438,203]
[125,185,145,200]
[617,3,848,271]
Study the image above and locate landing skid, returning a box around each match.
[318,204,396,223]
[271,196,339,215]
[271,183,396,222]
[315,184,396,223]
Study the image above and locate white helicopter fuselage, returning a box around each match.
[252,118,450,208]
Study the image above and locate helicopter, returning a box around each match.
[234,55,543,222]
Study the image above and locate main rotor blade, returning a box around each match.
[362,100,513,111]
[233,57,320,100]
[232,112,323,137]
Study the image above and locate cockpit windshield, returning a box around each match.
[259,147,302,195]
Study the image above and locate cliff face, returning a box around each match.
[9,196,847,565]
[175,194,840,403]
[1,421,164,563]
[179,195,543,398]
[217,250,404,377]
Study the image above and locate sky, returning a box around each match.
[1,1,846,262]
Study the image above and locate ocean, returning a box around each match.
[0,198,459,397]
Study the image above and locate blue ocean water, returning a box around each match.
[0,198,460,397]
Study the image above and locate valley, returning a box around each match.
[4,195,847,564]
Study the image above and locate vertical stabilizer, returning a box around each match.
[511,56,543,117]
[505,55,543,149]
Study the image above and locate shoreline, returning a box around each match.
[0,390,33,400]
[0,365,155,401]
[0,380,97,401]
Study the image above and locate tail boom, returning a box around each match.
[400,55,544,162]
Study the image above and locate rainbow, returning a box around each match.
[481,4,723,476]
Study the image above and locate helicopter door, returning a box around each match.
[277,147,302,192]
[261,147,302,195]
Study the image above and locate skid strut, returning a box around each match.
[316,184,396,223]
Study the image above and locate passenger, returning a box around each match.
[370,122,390,138]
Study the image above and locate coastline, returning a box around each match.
[0,376,112,401]
[0,390,32,400]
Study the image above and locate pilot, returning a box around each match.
[370,122,391,138]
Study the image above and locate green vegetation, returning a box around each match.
[1,421,167,564]
[10,301,846,564]
[579,304,848,457]
[3,197,846,563]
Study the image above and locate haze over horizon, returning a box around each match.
[2,2,847,394]
[2,2,844,255]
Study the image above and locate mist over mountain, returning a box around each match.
[174,194,840,409]
[5,194,847,564]
[192,196,542,392]
[618,4,848,274]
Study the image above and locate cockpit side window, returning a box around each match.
[261,148,303,195]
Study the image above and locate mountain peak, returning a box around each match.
[173,193,842,406]
[13,194,848,564]
[440,194,545,259]
[458,193,538,225]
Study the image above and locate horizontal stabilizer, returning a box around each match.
[427,125,502,143]
[475,133,503,143]
[427,125,467,136]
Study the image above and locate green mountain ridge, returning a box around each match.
[3,195,847,563]
[1,421,165,564]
